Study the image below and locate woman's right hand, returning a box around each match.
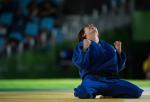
[83,39,91,51]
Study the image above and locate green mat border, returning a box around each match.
[0,79,149,91]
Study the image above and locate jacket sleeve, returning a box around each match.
[117,51,126,72]
[72,42,91,69]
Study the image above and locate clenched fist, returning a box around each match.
[83,39,91,51]
[114,41,122,55]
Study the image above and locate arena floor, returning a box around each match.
[0,89,149,102]
[0,79,149,102]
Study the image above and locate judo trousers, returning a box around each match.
[74,75,143,99]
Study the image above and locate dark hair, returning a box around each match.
[78,27,86,42]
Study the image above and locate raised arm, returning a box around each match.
[72,39,91,69]
[114,41,126,71]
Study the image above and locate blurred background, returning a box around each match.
[0,0,149,80]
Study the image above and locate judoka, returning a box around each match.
[72,24,143,98]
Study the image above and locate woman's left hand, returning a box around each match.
[114,41,122,54]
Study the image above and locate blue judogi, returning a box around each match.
[72,40,143,98]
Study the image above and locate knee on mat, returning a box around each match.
[132,89,143,98]
[126,88,143,98]
[74,87,95,99]
[74,91,91,99]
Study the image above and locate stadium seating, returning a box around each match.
[40,17,54,31]
[25,22,39,37]
[9,31,23,41]
[0,12,13,26]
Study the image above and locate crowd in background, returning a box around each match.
[0,0,64,57]
[0,0,134,57]
[0,0,149,79]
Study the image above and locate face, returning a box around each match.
[83,24,99,43]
